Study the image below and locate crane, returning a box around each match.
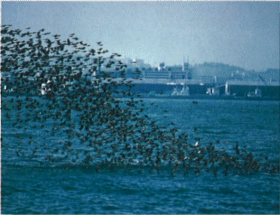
[258,74,267,86]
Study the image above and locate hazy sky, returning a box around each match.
[2,1,279,71]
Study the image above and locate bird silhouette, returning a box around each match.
[1,25,278,176]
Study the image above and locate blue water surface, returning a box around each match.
[2,98,280,214]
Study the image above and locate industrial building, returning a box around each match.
[101,58,279,99]
[224,80,279,98]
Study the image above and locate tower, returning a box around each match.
[158,62,165,71]
[183,56,192,80]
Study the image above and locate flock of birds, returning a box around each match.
[1,25,279,176]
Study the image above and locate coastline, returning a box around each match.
[144,94,280,101]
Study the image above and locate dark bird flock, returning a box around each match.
[1,25,279,176]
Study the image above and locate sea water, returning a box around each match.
[2,98,280,214]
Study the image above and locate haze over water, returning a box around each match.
[1,2,280,214]
[2,1,279,71]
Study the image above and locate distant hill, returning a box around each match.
[192,62,248,78]
[261,69,279,82]
[191,62,279,82]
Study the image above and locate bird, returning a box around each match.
[1,24,278,177]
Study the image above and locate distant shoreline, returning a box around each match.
[144,95,280,101]
[2,92,279,102]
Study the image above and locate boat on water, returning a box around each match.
[247,88,262,98]
[171,85,190,97]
